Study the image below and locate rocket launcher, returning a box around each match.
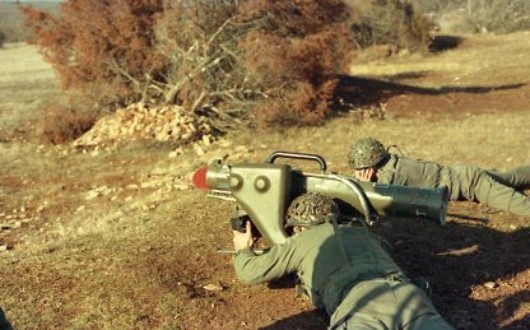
[193,151,448,246]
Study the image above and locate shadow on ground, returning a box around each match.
[258,309,328,330]
[223,208,529,330]
[371,211,530,330]
[333,74,526,109]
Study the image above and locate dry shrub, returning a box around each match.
[155,0,354,127]
[20,0,438,134]
[154,1,249,117]
[350,0,432,52]
[254,79,339,127]
[40,103,98,144]
[414,0,530,34]
[22,0,354,130]
[240,30,345,126]
[458,0,530,34]
[237,0,353,126]
[20,0,166,108]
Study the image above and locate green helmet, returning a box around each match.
[348,138,388,169]
[285,192,340,227]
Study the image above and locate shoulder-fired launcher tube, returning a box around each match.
[202,159,448,246]
[206,161,291,245]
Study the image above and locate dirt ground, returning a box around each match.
[0,32,529,329]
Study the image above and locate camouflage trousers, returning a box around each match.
[451,165,530,216]
[329,278,454,330]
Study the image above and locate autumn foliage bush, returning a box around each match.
[21,0,430,134]
[21,0,355,129]
[349,0,432,52]
[40,103,98,145]
[20,0,166,107]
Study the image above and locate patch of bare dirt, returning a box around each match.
[1,32,530,329]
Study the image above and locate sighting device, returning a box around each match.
[193,151,448,246]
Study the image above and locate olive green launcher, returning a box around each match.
[200,151,448,245]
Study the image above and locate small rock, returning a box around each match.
[218,139,232,148]
[202,134,211,146]
[174,184,190,191]
[194,144,205,156]
[85,190,100,200]
[203,283,224,291]
[234,145,248,152]
[484,281,497,289]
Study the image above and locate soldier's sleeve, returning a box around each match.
[232,238,299,285]
[377,154,398,184]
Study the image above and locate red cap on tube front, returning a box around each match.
[192,166,209,189]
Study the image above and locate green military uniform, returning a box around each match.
[233,223,453,329]
[376,154,530,216]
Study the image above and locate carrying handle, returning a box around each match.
[266,151,327,171]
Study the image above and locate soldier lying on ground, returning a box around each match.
[232,192,454,329]
[348,138,530,217]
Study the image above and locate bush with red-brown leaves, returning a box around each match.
[21,0,431,134]
[21,0,355,129]
[39,103,98,145]
[20,0,166,109]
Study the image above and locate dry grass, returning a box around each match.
[0,42,63,139]
[1,34,529,329]
[350,31,530,87]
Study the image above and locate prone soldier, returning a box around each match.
[348,138,530,217]
[232,192,454,329]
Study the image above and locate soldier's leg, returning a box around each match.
[486,166,530,190]
[472,171,530,216]
[394,282,455,330]
[330,279,453,330]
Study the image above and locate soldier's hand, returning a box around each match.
[232,221,254,251]
[354,168,373,182]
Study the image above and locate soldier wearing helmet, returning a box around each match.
[348,138,530,216]
[232,192,454,329]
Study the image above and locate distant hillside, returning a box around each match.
[0,1,61,43]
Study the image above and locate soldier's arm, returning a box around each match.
[232,239,299,285]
